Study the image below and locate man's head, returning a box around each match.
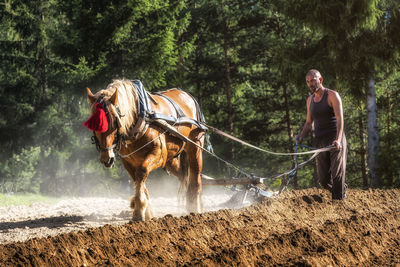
[305,69,323,94]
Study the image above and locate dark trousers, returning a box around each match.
[315,133,347,200]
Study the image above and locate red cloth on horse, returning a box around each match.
[83,103,108,132]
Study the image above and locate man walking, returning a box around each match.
[296,69,347,200]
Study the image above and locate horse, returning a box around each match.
[84,79,207,221]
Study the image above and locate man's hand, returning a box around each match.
[333,140,341,150]
[295,134,303,143]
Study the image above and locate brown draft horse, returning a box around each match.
[85,79,206,221]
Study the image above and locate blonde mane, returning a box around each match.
[94,79,138,136]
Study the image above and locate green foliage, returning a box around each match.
[0,147,41,193]
[53,0,190,90]
[286,0,381,36]
[1,0,400,196]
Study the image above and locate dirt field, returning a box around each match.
[0,188,399,266]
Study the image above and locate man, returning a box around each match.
[295,69,347,200]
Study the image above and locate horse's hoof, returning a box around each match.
[131,216,145,222]
[145,210,154,221]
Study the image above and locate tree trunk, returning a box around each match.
[195,64,202,108]
[37,5,48,98]
[177,28,185,87]
[385,89,393,186]
[282,83,297,188]
[220,2,234,161]
[276,18,297,188]
[357,101,368,188]
[367,77,380,187]
[222,12,233,136]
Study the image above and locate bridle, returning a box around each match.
[91,129,121,152]
[91,96,123,153]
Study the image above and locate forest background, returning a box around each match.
[0,0,399,196]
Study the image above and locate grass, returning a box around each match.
[0,193,60,206]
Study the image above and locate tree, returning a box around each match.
[54,0,190,90]
[0,0,60,158]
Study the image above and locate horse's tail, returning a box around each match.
[177,151,190,206]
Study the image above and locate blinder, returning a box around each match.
[90,96,123,153]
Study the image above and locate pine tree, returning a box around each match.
[53,0,190,90]
[0,0,58,157]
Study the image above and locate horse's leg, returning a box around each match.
[144,185,154,220]
[165,154,188,208]
[121,160,137,207]
[185,132,205,213]
[132,141,165,221]
[131,166,152,221]
[122,159,156,221]
[165,155,184,183]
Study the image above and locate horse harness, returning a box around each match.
[91,80,208,155]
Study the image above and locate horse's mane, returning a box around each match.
[94,79,138,136]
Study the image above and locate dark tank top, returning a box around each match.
[310,89,337,138]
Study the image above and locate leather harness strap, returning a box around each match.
[154,92,186,118]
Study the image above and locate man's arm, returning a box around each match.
[296,96,313,142]
[328,90,344,149]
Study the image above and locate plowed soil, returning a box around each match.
[1,188,400,266]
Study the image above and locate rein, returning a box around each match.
[203,123,334,156]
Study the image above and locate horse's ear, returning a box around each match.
[86,87,96,105]
[110,88,118,105]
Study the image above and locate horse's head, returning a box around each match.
[85,87,123,168]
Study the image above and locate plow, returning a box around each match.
[200,173,276,208]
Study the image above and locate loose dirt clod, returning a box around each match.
[0,188,399,266]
